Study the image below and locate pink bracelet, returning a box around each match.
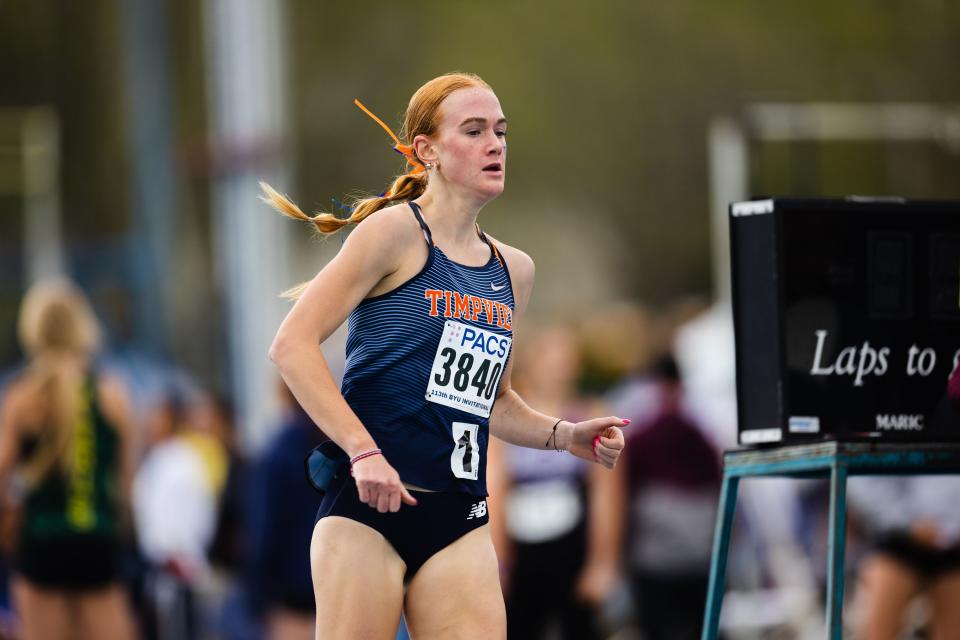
[349,448,383,468]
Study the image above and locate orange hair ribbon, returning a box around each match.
[354,99,426,177]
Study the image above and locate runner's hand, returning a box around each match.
[352,455,418,512]
[566,417,629,468]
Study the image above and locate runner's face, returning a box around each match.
[432,88,507,200]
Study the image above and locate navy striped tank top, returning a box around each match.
[340,202,515,496]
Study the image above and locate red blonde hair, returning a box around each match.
[260,72,492,297]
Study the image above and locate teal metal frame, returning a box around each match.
[701,441,960,640]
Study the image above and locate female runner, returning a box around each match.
[0,280,136,640]
[262,71,628,640]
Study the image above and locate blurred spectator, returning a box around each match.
[488,324,622,640]
[194,392,251,639]
[244,380,325,640]
[610,353,721,640]
[205,393,248,576]
[133,386,227,639]
[0,279,137,639]
[846,366,960,639]
[848,476,960,639]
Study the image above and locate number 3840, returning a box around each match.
[433,348,504,400]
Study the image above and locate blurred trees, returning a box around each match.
[1,0,958,368]
[287,0,960,303]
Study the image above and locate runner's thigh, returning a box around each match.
[403,525,506,640]
[12,578,71,640]
[856,553,922,640]
[74,584,137,640]
[311,516,406,640]
[928,570,960,640]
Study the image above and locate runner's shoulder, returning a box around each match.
[1,375,45,434]
[487,237,534,288]
[341,203,424,267]
[346,203,422,249]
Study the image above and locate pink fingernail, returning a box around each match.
[622,419,631,425]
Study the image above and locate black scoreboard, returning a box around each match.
[731,197,960,445]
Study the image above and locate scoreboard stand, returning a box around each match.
[700,440,960,640]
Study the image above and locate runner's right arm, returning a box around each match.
[269,206,419,511]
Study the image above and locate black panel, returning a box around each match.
[731,208,782,437]
[868,231,912,319]
[731,198,960,444]
[929,233,960,321]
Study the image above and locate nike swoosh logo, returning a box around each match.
[490,283,505,291]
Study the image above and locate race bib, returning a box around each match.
[426,320,511,418]
[451,422,480,480]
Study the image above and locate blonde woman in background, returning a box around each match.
[0,280,136,640]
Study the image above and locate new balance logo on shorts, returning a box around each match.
[467,499,487,520]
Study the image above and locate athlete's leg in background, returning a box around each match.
[74,583,137,640]
[855,553,922,640]
[12,578,71,640]
[267,608,316,640]
[928,570,960,640]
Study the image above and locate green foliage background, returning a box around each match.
[0,0,958,367]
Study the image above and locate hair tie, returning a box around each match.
[354,99,426,178]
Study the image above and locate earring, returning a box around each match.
[424,162,434,170]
